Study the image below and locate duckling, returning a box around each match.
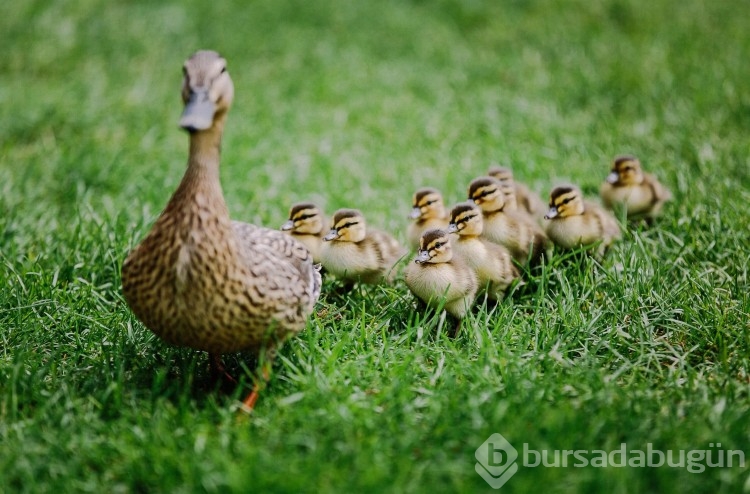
[467,177,549,266]
[404,228,479,336]
[280,202,326,263]
[544,185,621,257]
[447,202,520,300]
[599,155,672,222]
[320,208,405,285]
[121,51,321,410]
[488,165,547,220]
[407,187,450,250]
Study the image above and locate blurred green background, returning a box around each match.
[1,0,749,492]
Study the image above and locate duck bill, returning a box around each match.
[414,250,431,264]
[446,223,458,234]
[544,207,559,220]
[323,229,339,241]
[606,171,620,184]
[409,207,422,219]
[280,220,295,231]
[179,90,215,132]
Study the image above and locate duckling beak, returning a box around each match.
[414,250,431,264]
[544,207,559,220]
[606,171,620,184]
[409,207,422,219]
[323,229,339,241]
[180,90,215,132]
[280,220,295,231]
[446,223,458,234]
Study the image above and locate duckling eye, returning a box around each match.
[339,221,358,230]
[220,66,227,74]
[478,188,496,199]
[433,241,446,249]
[561,197,573,205]
[295,213,316,221]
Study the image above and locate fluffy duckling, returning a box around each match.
[407,187,450,250]
[121,51,321,410]
[404,228,479,336]
[468,177,549,266]
[320,208,405,285]
[600,155,672,222]
[280,202,326,263]
[488,165,547,220]
[447,202,520,300]
[544,185,621,257]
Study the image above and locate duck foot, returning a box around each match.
[239,360,272,413]
[241,385,261,411]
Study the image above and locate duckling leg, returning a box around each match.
[449,316,463,338]
[332,280,356,296]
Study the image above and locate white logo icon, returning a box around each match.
[475,433,519,489]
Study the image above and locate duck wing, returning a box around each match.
[232,221,322,320]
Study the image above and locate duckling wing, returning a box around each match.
[589,206,621,241]
[645,173,672,203]
[369,229,407,265]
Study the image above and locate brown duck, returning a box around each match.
[121,50,321,410]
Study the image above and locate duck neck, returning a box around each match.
[185,115,225,183]
[168,114,230,216]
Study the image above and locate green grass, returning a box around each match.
[2,0,749,492]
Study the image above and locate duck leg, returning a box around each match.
[241,361,271,410]
[241,349,276,411]
[209,352,237,385]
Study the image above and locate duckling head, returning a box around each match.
[324,208,366,242]
[409,187,446,220]
[487,165,514,183]
[545,186,585,219]
[606,155,644,186]
[281,203,325,235]
[448,201,483,236]
[180,50,235,133]
[415,229,453,264]
[468,177,506,213]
